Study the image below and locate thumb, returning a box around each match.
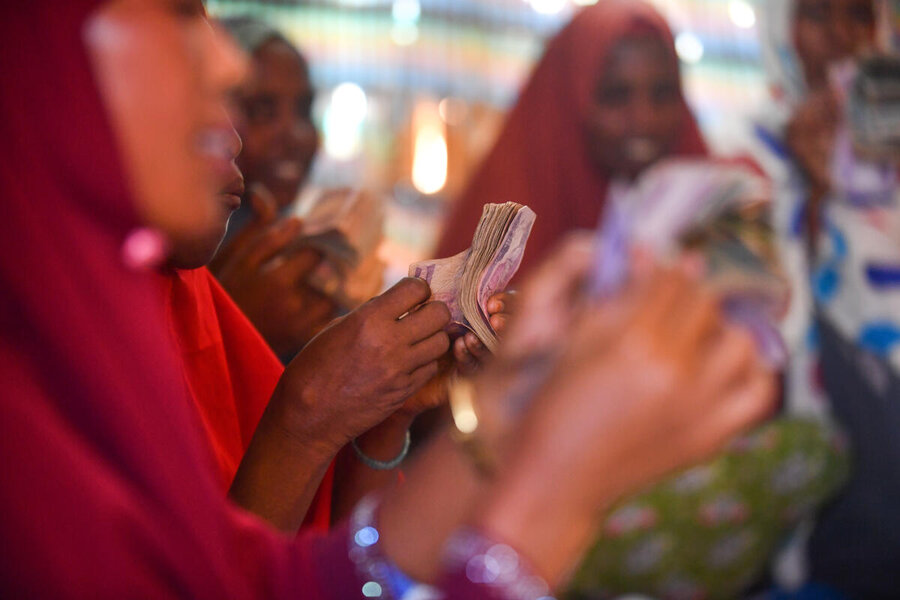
[247,183,278,225]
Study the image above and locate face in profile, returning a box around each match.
[793,0,876,88]
[84,0,246,250]
[583,34,684,181]
[233,39,319,212]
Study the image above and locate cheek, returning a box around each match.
[234,128,271,175]
[794,22,829,62]
[86,8,216,238]
[849,22,875,50]
[654,105,685,142]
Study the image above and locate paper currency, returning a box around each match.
[297,188,387,308]
[590,159,790,367]
[410,202,536,351]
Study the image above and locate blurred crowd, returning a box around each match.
[1,1,898,599]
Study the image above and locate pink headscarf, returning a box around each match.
[0,2,338,596]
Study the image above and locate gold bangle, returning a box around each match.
[448,378,498,477]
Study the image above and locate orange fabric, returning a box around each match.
[163,267,333,531]
[435,0,708,278]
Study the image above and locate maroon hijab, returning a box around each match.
[0,3,344,597]
[435,0,708,277]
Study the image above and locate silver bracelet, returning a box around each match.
[351,429,411,470]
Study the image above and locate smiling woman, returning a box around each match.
[434,0,707,280]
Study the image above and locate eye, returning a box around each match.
[243,97,277,125]
[652,82,679,105]
[847,1,875,25]
[171,0,204,18]
[296,94,314,120]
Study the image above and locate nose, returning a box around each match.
[226,117,243,161]
[629,92,663,136]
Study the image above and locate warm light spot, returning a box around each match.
[728,0,757,29]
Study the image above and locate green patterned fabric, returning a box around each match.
[566,418,849,600]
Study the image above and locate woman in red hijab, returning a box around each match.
[436,0,707,276]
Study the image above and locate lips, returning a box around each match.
[623,138,662,164]
[220,171,244,211]
[196,123,244,211]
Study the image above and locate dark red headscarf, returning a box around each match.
[164,267,334,530]
[435,0,708,277]
[0,2,344,596]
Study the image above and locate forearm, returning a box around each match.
[379,430,614,590]
[331,412,414,522]
[229,399,337,533]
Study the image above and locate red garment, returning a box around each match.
[164,267,333,530]
[435,0,708,278]
[0,2,342,597]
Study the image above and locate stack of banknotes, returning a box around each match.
[409,202,536,351]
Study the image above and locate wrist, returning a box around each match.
[473,460,605,588]
[353,412,413,464]
[267,382,345,462]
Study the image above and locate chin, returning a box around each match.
[167,227,228,271]
[267,180,303,210]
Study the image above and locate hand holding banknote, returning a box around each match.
[410,202,536,352]
[453,291,515,375]
[443,236,777,586]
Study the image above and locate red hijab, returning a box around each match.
[164,267,333,530]
[0,2,338,596]
[435,0,708,277]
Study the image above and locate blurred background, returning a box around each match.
[209,0,768,279]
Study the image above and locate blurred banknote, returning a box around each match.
[591,159,789,366]
[296,188,387,308]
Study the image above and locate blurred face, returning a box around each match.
[85,0,246,244]
[583,36,684,181]
[793,0,876,88]
[233,39,319,211]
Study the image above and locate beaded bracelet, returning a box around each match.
[443,528,557,600]
[348,496,440,600]
[351,429,411,470]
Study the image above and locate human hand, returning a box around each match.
[272,278,451,456]
[462,233,597,446]
[211,188,337,356]
[453,292,516,376]
[477,259,776,584]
